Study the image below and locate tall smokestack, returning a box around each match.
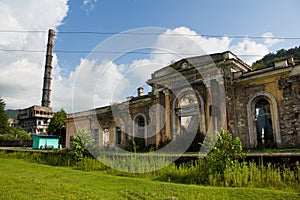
[41,29,55,107]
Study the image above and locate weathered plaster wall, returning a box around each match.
[226,66,300,148]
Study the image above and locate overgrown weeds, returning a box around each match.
[0,129,299,191]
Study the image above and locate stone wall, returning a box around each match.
[65,53,300,150]
[226,65,300,148]
[278,75,300,147]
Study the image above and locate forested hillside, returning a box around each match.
[5,109,18,120]
[252,46,300,70]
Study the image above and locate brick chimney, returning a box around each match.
[41,29,55,107]
[288,57,295,66]
[137,87,144,97]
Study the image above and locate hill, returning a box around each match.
[252,46,300,70]
[5,109,19,120]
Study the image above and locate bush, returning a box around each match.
[157,130,245,185]
[206,129,244,175]
[0,127,31,141]
[70,129,95,161]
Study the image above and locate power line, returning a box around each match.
[0,30,46,33]
[58,32,300,40]
[0,49,45,53]
[0,29,300,40]
[0,48,264,57]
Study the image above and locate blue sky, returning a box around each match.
[0,0,300,112]
[55,0,300,69]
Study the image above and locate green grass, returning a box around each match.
[0,158,299,200]
[247,148,300,154]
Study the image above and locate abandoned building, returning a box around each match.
[66,51,300,150]
[17,29,55,134]
[17,105,53,134]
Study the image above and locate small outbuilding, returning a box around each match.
[32,134,59,150]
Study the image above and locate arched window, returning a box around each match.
[247,92,281,148]
[137,117,145,137]
[133,115,147,146]
[114,126,122,145]
[173,91,205,137]
[255,98,274,147]
[103,127,110,147]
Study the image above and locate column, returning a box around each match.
[65,122,71,148]
[99,128,104,147]
[175,114,180,137]
[216,77,227,130]
[121,124,125,146]
[163,89,172,140]
[155,93,161,148]
[198,109,204,134]
[203,79,213,133]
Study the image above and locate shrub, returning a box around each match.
[0,127,32,141]
[206,129,244,175]
[70,128,95,161]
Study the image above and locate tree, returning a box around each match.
[0,97,9,135]
[48,108,67,147]
[252,46,300,70]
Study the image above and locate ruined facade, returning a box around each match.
[66,51,300,149]
[17,105,53,134]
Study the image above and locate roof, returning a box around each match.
[19,105,53,112]
[31,134,59,139]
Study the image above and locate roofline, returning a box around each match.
[178,51,251,70]
[31,134,59,138]
[236,66,293,83]
[240,65,293,78]
[18,105,53,111]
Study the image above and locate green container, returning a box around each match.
[32,134,59,150]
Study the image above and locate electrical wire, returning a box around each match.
[0,29,298,57]
[0,29,299,40]
[0,48,265,57]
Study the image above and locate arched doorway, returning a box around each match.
[173,90,205,151]
[247,92,281,148]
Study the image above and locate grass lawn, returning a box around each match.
[0,158,299,200]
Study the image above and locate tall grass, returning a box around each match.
[0,150,75,166]
[156,158,300,190]
[96,151,176,175]
[154,159,208,184]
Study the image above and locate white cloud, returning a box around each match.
[229,38,269,65]
[55,27,280,113]
[0,0,68,110]
[67,58,164,112]
[55,58,125,112]
[262,32,283,47]
[154,27,280,65]
[0,4,280,115]
[82,0,97,14]
[152,26,232,65]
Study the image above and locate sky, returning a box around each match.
[0,0,300,113]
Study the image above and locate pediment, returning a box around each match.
[170,60,194,71]
[148,51,251,85]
